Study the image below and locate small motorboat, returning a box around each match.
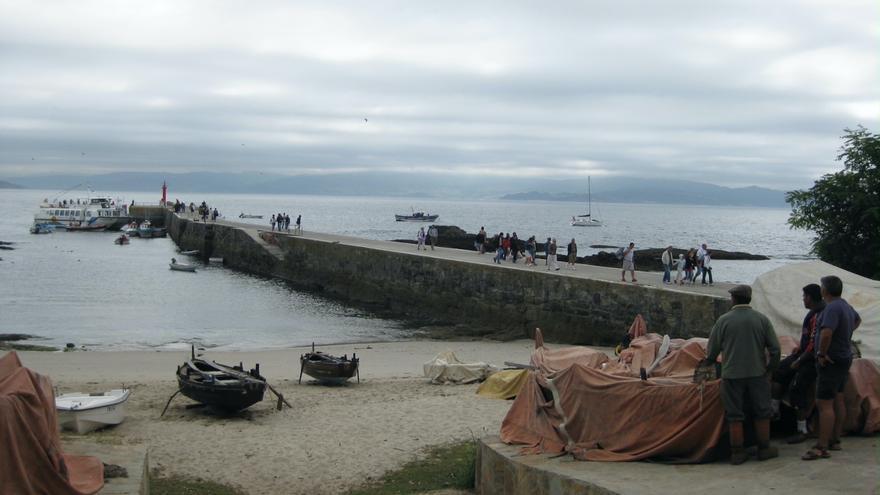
[55,388,131,434]
[122,222,140,237]
[175,347,267,412]
[138,220,154,237]
[29,223,54,234]
[179,250,200,256]
[114,234,130,245]
[239,213,263,219]
[395,211,438,222]
[66,223,108,232]
[169,258,197,272]
[299,343,360,385]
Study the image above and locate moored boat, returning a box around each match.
[55,388,131,434]
[35,196,130,230]
[29,223,54,234]
[239,213,263,219]
[395,211,438,222]
[66,223,108,232]
[299,343,360,384]
[176,348,267,411]
[169,258,197,272]
[137,220,154,237]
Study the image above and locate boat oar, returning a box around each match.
[160,390,181,417]
[266,383,292,410]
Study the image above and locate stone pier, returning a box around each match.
[167,212,730,344]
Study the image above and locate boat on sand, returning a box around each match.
[55,388,131,434]
[175,348,267,411]
[299,343,360,384]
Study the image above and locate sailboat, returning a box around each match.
[571,176,603,227]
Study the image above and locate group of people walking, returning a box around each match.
[660,243,714,285]
[416,225,439,250]
[271,213,301,233]
[707,275,861,464]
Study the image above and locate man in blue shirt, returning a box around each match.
[802,275,861,461]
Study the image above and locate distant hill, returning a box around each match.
[7,172,788,207]
[502,179,786,207]
[0,180,24,189]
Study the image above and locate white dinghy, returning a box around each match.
[55,388,131,434]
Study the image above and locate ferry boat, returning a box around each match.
[35,197,130,231]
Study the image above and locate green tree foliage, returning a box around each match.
[786,126,880,279]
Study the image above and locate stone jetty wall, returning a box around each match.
[167,213,729,345]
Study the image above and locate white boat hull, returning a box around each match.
[571,219,603,227]
[170,262,197,272]
[56,389,130,434]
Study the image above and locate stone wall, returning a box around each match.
[167,212,729,345]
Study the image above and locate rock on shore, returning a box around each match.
[393,226,768,272]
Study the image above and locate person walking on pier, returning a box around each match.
[702,250,714,285]
[417,227,427,250]
[544,237,552,266]
[706,284,781,465]
[803,275,861,461]
[661,246,673,284]
[475,227,486,253]
[296,214,302,234]
[510,233,519,263]
[567,238,578,270]
[271,214,276,231]
[428,225,438,250]
[621,242,636,283]
[547,238,559,271]
[674,253,685,284]
[525,236,537,266]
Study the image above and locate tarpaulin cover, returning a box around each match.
[751,260,880,361]
[500,364,725,462]
[501,325,880,462]
[530,328,609,374]
[844,359,880,434]
[476,369,529,399]
[423,351,498,384]
[0,352,103,495]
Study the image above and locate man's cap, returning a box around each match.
[728,284,752,299]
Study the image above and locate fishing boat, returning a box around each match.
[29,223,54,234]
[239,213,263,219]
[299,343,360,384]
[114,234,130,245]
[137,220,154,237]
[121,222,140,237]
[395,210,438,222]
[35,195,130,230]
[55,388,131,434]
[571,176,603,227]
[169,258,197,272]
[66,223,108,232]
[176,348,267,411]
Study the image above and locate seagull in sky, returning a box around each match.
[364,118,368,123]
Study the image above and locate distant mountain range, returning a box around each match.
[3,172,788,207]
[0,180,23,189]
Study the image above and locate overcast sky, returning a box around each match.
[1,0,877,189]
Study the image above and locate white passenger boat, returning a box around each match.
[35,196,130,231]
[55,388,131,434]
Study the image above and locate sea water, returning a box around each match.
[0,189,813,350]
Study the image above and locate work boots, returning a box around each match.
[755,418,779,461]
[728,422,748,465]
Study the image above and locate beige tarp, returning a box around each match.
[423,351,498,384]
[476,369,529,399]
[500,324,880,463]
[0,352,104,494]
[752,260,880,361]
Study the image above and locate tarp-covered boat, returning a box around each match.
[299,344,359,384]
[423,351,497,384]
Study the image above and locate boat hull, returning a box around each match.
[56,390,130,434]
[170,263,197,272]
[300,354,359,384]
[395,214,438,222]
[176,362,266,411]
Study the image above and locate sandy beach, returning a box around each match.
[17,340,546,495]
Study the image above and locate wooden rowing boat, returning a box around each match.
[299,343,359,385]
[176,348,267,411]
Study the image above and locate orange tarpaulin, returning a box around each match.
[0,352,103,495]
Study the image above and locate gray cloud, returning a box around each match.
[0,0,877,189]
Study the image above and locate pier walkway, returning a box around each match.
[194,214,735,300]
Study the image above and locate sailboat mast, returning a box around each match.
[587,176,592,217]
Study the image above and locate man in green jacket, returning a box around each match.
[706,284,781,464]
